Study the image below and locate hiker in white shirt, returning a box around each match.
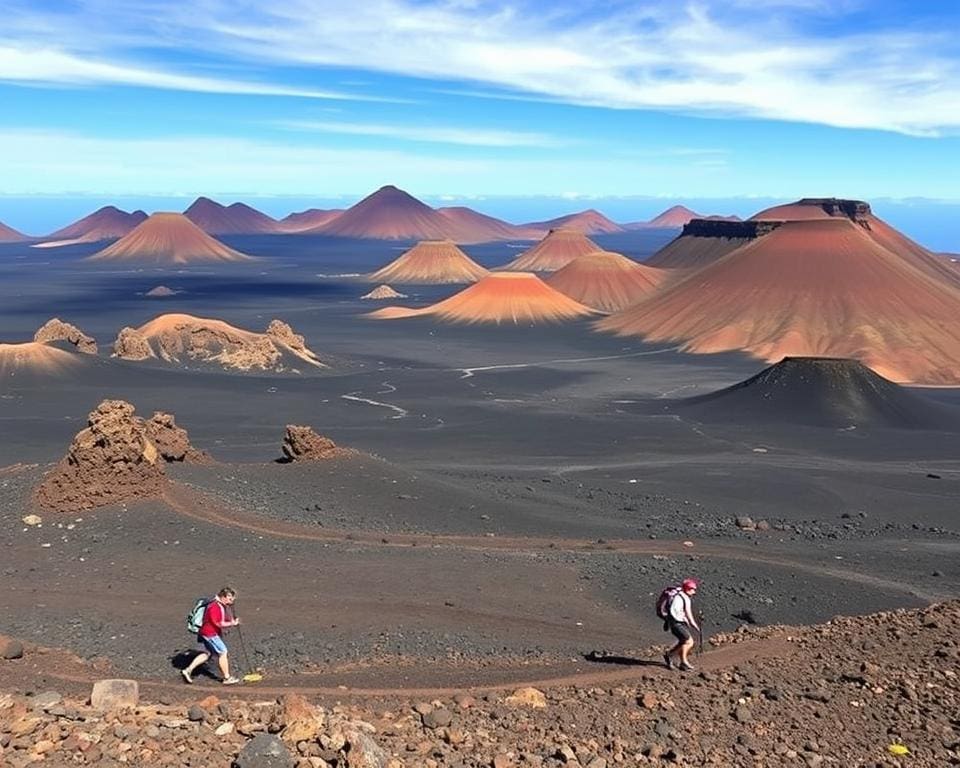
[663,578,700,671]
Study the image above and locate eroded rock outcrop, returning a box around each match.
[112,314,324,372]
[281,425,344,462]
[33,318,98,355]
[34,400,205,512]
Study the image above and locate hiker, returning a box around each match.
[182,587,241,685]
[661,578,700,671]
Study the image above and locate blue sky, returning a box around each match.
[1,0,959,233]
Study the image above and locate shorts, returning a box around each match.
[199,634,227,655]
[668,619,692,642]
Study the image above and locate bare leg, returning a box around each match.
[679,639,694,666]
[216,651,231,681]
[184,652,209,676]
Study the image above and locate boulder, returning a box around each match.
[145,411,208,462]
[735,516,756,531]
[282,425,342,461]
[344,729,391,768]
[279,693,325,743]
[234,733,295,768]
[33,318,97,354]
[90,679,139,710]
[0,636,24,660]
[504,687,547,709]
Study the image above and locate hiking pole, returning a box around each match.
[697,609,705,658]
[235,625,263,683]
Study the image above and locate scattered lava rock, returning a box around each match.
[33,318,98,354]
[281,425,345,462]
[32,400,205,513]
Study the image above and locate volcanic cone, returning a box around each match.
[499,229,600,272]
[368,272,596,325]
[88,213,253,265]
[597,218,960,384]
[546,251,664,313]
[368,240,488,284]
[361,285,408,300]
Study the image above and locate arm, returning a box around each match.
[685,597,700,631]
[213,603,239,628]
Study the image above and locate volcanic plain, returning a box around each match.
[1,213,958,765]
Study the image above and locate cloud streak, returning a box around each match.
[276,119,569,148]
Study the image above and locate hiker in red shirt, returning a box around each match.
[182,587,241,685]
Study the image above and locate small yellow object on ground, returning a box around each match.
[887,744,910,756]
[242,673,263,683]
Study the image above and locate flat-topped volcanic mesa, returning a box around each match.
[644,220,780,270]
[361,284,407,300]
[679,357,960,430]
[33,399,205,513]
[523,209,623,235]
[183,196,279,234]
[598,218,960,384]
[33,318,97,354]
[499,228,601,272]
[751,197,960,287]
[0,342,83,379]
[367,240,488,284]
[113,314,324,372]
[87,213,253,265]
[44,205,147,244]
[0,220,29,242]
[368,271,597,325]
[546,251,664,313]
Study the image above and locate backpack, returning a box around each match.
[656,586,681,619]
[186,597,213,634]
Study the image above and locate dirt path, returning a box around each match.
[163,482,944,602]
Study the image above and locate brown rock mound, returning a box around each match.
[282,425,345,461]
[498,229,600,272]
[35,401,163,512]
[34,400,206,512]
[112,314,324,372]
[145,412,210,462]
[368,240,488,284]
[33,318,98,354]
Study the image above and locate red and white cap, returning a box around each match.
[681,578,699,592]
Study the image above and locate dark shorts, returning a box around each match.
[668,619,692,642]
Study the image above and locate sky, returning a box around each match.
[1,0,959,238]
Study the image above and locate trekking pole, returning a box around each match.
[235,626,263,683]
[697,609,705,658]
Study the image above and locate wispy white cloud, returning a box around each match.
[0,45,390,101]
[276,119,569,148]
[2,1,959,135]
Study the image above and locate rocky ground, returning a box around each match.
[1,600,958,767]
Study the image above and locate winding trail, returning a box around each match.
[454,346,681,379]
[162,484,944,603]
[341,391,408,419]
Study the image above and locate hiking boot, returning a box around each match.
[678,662,695,672]
[180,669,193,685]
[663,652,674,670]
[222,676,241,686]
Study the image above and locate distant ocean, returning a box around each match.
[2,195,958,253]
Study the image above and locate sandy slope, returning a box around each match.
[546,250,664,312]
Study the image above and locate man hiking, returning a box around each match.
[661,578,700,671]
[182,587,241,685]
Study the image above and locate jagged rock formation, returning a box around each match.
[112,314,323,372]
[368,240,488,284]
[34,400,206,512]
[361,285,408,300]
[145,412,210,462]
[281,425,345,461]
[33,318,98,355]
